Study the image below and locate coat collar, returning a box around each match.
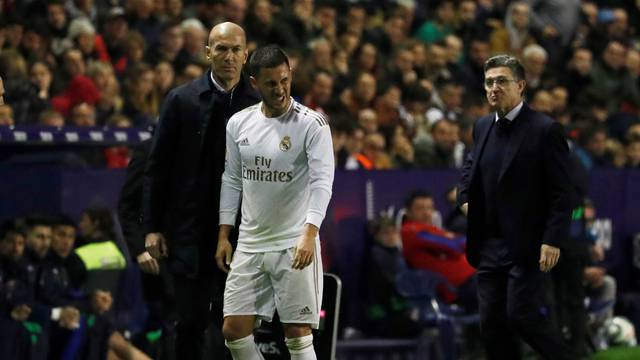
[472,102,535,183]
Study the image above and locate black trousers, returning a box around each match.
[552,250,588,357]
[165,267,229,360]
[477,254,575,360]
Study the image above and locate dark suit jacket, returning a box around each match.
[118,139,151,258]
[457,103,572,268]
[143,71,260,279]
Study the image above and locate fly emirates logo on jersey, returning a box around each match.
[242,155,293,183]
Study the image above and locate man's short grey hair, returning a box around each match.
[522,44,548,61]
[181,18,206,32]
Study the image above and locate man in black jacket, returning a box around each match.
[142,22,260,359]
[457,55,574,359]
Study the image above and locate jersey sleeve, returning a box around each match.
[219,117,243,226]
[304,117,334,228]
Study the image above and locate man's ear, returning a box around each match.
[249,76,257,89]
[205,46,211,60]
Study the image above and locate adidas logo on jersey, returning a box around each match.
[299,306,312,315]
[239,137,250,146]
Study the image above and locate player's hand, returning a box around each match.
[293,233,315,270]
[136,251,160,274]
[145,233,168,259]
[539,244,560,272]
[10,304,31,321]
[215,236,233,273]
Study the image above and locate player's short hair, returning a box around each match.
[248,45,290,78]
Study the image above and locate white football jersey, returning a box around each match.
[219,98,334,252]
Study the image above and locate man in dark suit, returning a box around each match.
[142,22,260,359]
[457,55,574,360]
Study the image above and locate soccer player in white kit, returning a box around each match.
[215,45,334,360]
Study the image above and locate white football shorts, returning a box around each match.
[223,241,323,329]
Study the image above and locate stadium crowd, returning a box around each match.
[0,0,639,170]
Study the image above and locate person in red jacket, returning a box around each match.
[401,190,477,310]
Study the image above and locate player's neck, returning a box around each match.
[262,99,292,118]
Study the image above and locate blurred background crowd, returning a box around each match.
[0,0,638,170]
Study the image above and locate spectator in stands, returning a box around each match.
[123,31,148,72]
[575,125,613,170]
[522,44,553,94]
[364,12,408,56]
[457,37,490,97]
[587,40,640,113]
[0,50,48,124]
[0,104,14,126]
[415,0,455,44]
[352,43,381,79]
[129,0,162,49]
[531,90,554,115]
[562,47,593,108]
[221,0,248,26]
[181,18,208,66]
[338,125,365,170]
[87,61,122,125]
[123,63,159,126]
[607,139,627,168]
[46,0,70,57]
[70,102,97,127]
[401,191,477,309]
[303,71,333,116]
[386,45,418,89]
[627,137,640,168]
[335,72,377,118]
[147,21,184,69]
[102,7,130,75]
[489,1,536,57]
[38,110,65,127]
[67,17,110,64]
[374,84,406,135]
[348,132,392,170]
[363,216,421,338]
[29,62,53,104]
[415,118,461,169]
[426,81,464,125]
[154,60,176,100]
[454,0,486,50]
[389,128,415,169]
[357,108,379,135]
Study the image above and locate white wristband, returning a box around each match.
[51,307,61,321]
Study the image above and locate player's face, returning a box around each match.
[252,62,292,117]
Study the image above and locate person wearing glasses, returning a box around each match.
[457,55,574,360]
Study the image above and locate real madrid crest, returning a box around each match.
[279,136,291,152]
